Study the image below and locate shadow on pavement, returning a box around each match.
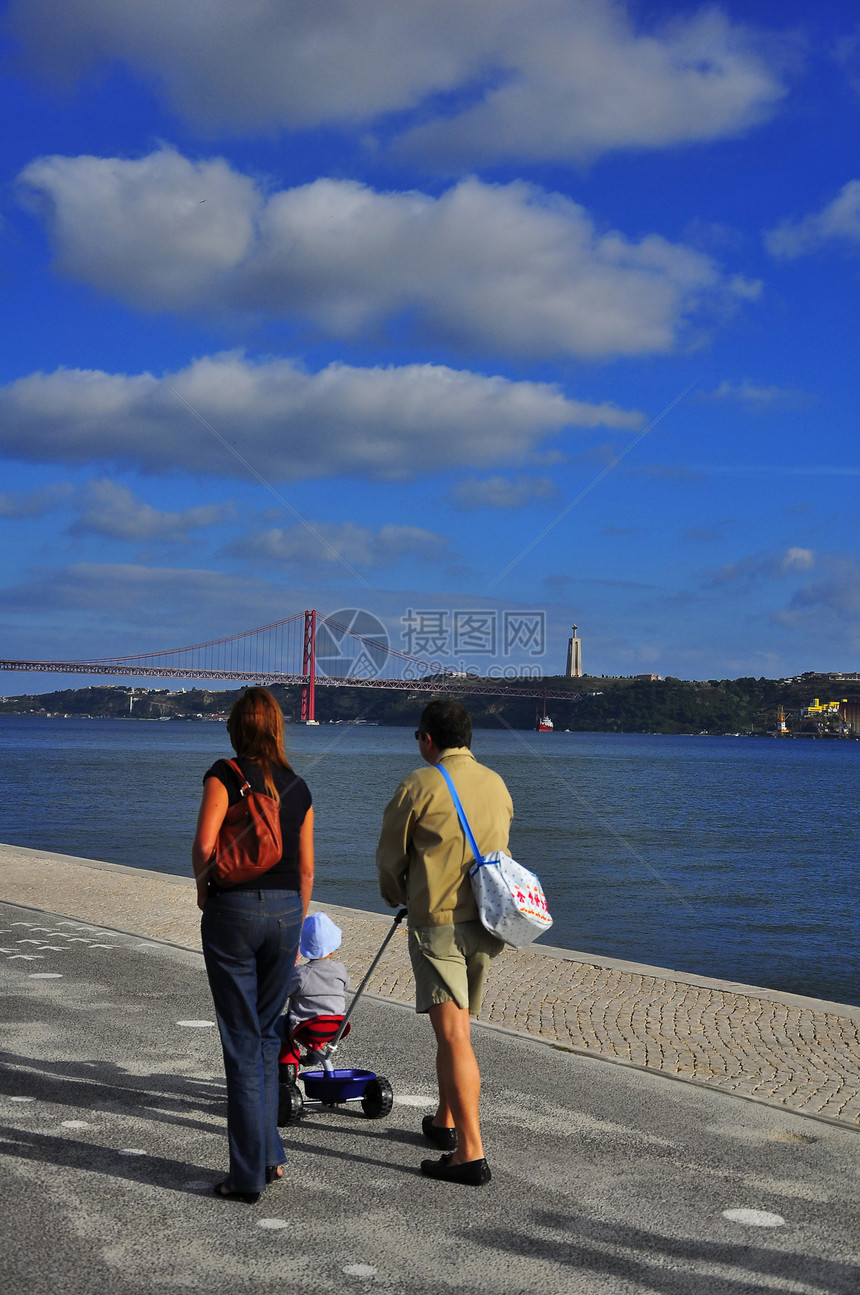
[0,1048,224,1134]
[0,1122,212,1193]
[465,1209,860,1295]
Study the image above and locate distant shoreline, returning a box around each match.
[2,711,860,742]
[2,676,859,740]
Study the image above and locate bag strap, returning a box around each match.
[436,765,486,867]
[223,758,251,797]
[223,757,285,807]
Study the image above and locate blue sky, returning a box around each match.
[0,0,858,690]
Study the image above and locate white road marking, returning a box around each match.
[16,939,44,945]
[177,1020,216,1028]
[87,944,116,950]
[257,1218,289,1229]
[10,1096,36,1102]
[393,1094,433,1107]
[62,1120,92,1129]
[30,973,63,979]
[118,1148,147,1156]
[343,1264,378,1278]
[35,946,66,951]
[722,1208,786,1227]
[8,955,43,961]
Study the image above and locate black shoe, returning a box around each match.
[213,1180,261,1204]
[420,1155,491,1186]
[265,1165,284,1185]
[421,1114,458,1151]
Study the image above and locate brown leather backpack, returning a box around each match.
[212,759,283,886]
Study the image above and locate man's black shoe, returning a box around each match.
[420,1155,491,1186]
[421,1114,458,1151]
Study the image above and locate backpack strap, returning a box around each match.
[436,765,485,867]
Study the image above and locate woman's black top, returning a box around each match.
[204,756,312,893]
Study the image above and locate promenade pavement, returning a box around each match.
[1,846,859,1294]
[2,844,859,1133]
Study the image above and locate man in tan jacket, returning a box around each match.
[376,699,513,1186]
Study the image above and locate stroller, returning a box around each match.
[277,908,406,1125]
[279,1014,352,1079]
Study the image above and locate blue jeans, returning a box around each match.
[201,888,303,1191]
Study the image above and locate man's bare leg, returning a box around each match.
[428,1000,484,1164]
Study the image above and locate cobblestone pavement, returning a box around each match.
[328,905,860,1130]
[2,845,859,1132]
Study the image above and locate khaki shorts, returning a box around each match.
[408,921,504,1015]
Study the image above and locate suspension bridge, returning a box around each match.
[0,609,587,721]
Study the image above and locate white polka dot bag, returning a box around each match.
[437,766,553,949]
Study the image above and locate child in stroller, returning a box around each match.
[279,912,351,1081]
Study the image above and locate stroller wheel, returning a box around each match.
[277,1082,304,1126]
[361,1075,394,1120]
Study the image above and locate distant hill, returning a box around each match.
[0,674,857,735]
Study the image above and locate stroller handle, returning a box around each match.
[319,907,407,1060]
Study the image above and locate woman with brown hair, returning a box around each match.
[192,687,314,1203]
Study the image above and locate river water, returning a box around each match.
[1,717,857,1006]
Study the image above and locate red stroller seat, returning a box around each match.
[278,1014,352,1074]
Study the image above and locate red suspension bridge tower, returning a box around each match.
[300,608,317,724]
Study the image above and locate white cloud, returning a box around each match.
[19,149,754,358]
[19,151,260,305]
[451,475,559,510]
[70,479,229,543]
[0,482,73,518]
[0,562,277,631]
[5,1,788,163]
[398,6,788,168]
[834,28,860,95]
[700,379,805,406]
[781,546,814,573]
[6,0,482,132]
[724,274,763,303]
[708,546,816,587]
[233,521,450,571]
[773,556,860,647]
[0,352,638,482]
[707,554,759,587]
[764,179,860,258]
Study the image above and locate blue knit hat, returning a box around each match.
[300,912,342,960]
